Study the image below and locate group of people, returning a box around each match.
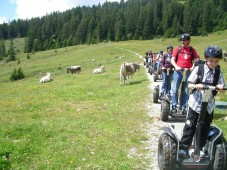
[145,50,163,73]
[146,33,226,159]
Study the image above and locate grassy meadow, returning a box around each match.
[1,30,227,169]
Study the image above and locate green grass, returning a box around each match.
[1,30,227,169]
[0,43,150,169]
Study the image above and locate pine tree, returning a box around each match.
[0,39,6,59]
[8,39,16,61]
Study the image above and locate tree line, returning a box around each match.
[0,0,227,55]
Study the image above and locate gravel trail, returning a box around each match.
[144,68,185,170]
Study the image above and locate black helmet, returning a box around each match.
[204,45,222,59]
[160,50,163,54]
[180,33,190,41]
[167,45,173,50]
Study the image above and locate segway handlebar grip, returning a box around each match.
[203,86,227,90]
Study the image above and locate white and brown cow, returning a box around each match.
[66,66,81,74]
[120,62,140,85]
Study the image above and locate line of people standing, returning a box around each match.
[145,33,199,113]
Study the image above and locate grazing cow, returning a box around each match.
[39,72,52,83]
[66,66,81,74]
[93,66,105,74]
[120,62,140,85]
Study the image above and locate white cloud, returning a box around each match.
[13,0,123,20]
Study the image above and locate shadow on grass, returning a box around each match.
[128,79,147,85]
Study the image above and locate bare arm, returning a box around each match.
[171,57,181,70]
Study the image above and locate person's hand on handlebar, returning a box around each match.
[191,84,204,90]
[216,84,225,93]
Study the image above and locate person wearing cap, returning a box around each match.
[171,33,199,114]
[178,45,226,159]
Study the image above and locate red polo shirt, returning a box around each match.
[172,46,198,68]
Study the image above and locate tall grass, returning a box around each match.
[1,30,227,169]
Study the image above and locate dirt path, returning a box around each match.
[112,47,185,169]
[144,67,185,170]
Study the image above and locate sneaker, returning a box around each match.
[182,108,187,115]
[171,108,177,114]
[178,150,189,159]
[167,94,171,101]
[159,93,165,99]
[200,151,206,158]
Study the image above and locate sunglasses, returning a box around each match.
[181,39,187,42]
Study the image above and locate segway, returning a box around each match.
[153,85,160,103]
[152,67,165,103]
[160,69,189,122]
[160,68,173,121]
[178,68,190,114]
[148,60,154,75]
[158,86,227,170]
[153,64,162,82]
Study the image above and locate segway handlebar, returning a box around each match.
[202,86,227,91]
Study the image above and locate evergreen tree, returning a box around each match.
[134,11,144,40]
[114,18,124,41]
[0,39,6,59]
[171,15,181,37]
[74,18,88,44]
[8,39,16,61]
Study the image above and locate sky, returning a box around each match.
[0,0,124,24]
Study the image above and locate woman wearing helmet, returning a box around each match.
[178,45,226,159]
[160,45,174,98]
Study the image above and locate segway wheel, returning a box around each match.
[213,139,227,170]
[158,133,177,170]
[153,88,159,103]
[150,68,153,75]
[153,73,157,82]
[160,100,170,122]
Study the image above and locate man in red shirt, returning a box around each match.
[171,33,199,114]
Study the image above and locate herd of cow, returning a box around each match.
[39,61,141,85]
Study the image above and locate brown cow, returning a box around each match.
[120,62,140,85]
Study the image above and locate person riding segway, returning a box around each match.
[153,50,163,82]
[171,33,199,116]
[147,51,154,74]
[159,45,174,121]
[158,45,227,170]
[153,47,174,104]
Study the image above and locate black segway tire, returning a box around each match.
[160,100,170,122]
[150,68,153,75]
[213,139,227,170]
[158,133,177,170]
[153,73,158,82]
[153,88,159,103]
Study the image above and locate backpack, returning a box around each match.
[176,46,194,62]
[194,60,220,96]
